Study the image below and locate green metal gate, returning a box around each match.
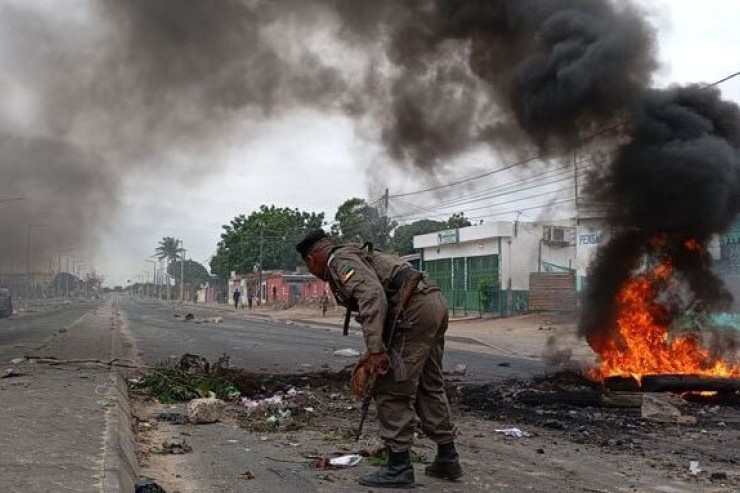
[422,255,500,316]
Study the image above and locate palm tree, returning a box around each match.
[155,237,184,301]
[155,237,184,263]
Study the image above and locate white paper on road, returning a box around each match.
[329,455,362,467]
[495,427,531,438]
[333,348,360,357]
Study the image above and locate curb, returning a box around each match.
[102,371,139,492]
[101,300,139,492]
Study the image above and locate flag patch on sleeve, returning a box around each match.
[338,264,355,282]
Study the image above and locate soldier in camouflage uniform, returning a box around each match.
[296,230,462,489]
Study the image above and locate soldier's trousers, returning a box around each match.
[374,290,457,452]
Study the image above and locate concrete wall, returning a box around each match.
[422,237,499,261]
[575,217,608,279]
[501,221,576,291]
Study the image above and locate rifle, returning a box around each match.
[343,307,351,336]
[355,372,377,441]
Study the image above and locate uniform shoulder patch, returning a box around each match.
[337,263,355,282]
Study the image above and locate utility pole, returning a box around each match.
[179,240,185,302]
[146,260,156,299]
[258,227,264,306]
[383,188,389,216]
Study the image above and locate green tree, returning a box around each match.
[210,205,325,279]
[389,213,474,255]
[446,212,472,229]
[155,237,184,263]
[167,260,211,288]
[331,198,397,249]
[390,219,447,255]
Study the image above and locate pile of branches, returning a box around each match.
[134,354,240,403]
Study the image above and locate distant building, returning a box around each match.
[413,220,580,317]
[225,270,329,307]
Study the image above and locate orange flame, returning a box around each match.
[589,259,740,382]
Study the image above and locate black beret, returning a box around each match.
[296,229,328,258]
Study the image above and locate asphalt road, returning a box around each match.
[0,298,104,362]
[119,296,545,382]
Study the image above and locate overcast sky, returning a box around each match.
[3,1,740,286]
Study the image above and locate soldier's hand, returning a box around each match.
[350,352,390,396]
[365,352,390,376]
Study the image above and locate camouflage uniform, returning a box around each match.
[326,245,457,452]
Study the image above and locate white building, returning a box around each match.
[413,219,594,316]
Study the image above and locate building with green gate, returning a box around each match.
[414,221,577,317]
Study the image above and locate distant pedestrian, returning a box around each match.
[247,289,254,310]
[320,295,329,317]
[233,289,241,310]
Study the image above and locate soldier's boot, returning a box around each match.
[358,450,415,489]
[424,442,463,481]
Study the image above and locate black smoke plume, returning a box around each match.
[581,86,740,342]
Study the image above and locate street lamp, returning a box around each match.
[27,223,48,297]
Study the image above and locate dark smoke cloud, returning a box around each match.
[581,87,740,342]
[436,0,657,148]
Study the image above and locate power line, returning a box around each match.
[387,68,740,199]
[391,167,591,219]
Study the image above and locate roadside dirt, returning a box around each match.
[130,366,740,493]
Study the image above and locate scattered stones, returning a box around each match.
[187,395,225,424]
[9,358,23,365]
[711,471,728,481]
[641,394,682,423]
[242,469,256,480]
[156,412,188,425]
[161,437,192,454]
[1,368,22,379]
[184,313,195,321]
[135,478,167,493]
[58,328,68,333]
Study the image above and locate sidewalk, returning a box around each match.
[0,298,137,492]
[221,303,595,364]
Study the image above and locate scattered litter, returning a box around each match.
[1,368,22,379]
[184,313,195,321]
[187,394,225,424]
[9,358,23,365]
[135,478,167,493]
[227,439,238,444]
[710,471,728,481]
[304,407,315,413]
[287,387,298,396]
[173,314,181,318]
[330,454,362,467]
[211,316,224,324]
[156,412,188,425]
[242,469,256,480]
[495,427,531,438]
[242,394,283,409]
[314,454,363,469]
[689,461,702,476]
[497,362,511,367]
[161,437,192,454]
[452,364,467,376]
[333,348,360,357]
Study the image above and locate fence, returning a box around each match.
[422,255,501,316]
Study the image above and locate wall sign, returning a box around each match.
[438,229,459,245]
[579,233,602,245]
